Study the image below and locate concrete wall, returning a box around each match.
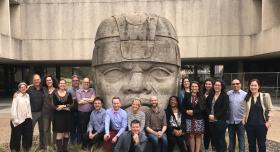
[0,0,21,60]
[0,0,280,62]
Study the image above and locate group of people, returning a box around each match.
[10,73,273,152]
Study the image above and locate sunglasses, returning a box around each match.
[232,83,240,85]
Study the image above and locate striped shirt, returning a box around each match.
[127,111,145,131]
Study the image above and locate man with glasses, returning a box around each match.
[227,79,247,152]
[76,77,96,148]
[68,75,81,144]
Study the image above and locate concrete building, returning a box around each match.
[1,0,280,96]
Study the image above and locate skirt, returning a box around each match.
[186,119,204,134]
[53,111,72,132]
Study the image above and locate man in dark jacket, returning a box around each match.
[114,119,147,152]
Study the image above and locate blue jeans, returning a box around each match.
[228,123,245,152]
[147,133,168,152]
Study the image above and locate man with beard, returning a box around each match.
[145,96,167,152]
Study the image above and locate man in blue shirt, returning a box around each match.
[227,79,247,152]
[83,97,106,150]
[103,97,128,152]
[67,75,80,144]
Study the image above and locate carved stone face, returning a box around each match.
[92,13,181,110]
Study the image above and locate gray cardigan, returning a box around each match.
[114,131,147,152]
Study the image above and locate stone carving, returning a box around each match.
[92,13,181,110]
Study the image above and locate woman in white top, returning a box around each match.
[10,82,33,152]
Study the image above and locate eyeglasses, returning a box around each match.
[232,83,240,85]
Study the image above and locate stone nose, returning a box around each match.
[122,72,152,94]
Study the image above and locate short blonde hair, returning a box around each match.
[131,98,142,106]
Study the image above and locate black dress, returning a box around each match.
[53,90,73,132]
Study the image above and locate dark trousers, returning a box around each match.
[228,123,245,152]
[245,124,267,152]
[70,110,81,144]
[167,133,186,152]
[209,121,227,152]
[78,111,91,146]
[10,118,33,152]
[83,131,104,149]
[204,120,214,150]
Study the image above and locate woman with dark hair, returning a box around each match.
[244,79,272,152]
[53,79,74,152]
[178,77,191,105]
[183,81,204,152]
[165,96,186,152]
[201,78,215,151]
[42,74,58,148]
[206,79,229,152]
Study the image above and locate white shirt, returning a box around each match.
[11,92,32,127]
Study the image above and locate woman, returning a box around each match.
[10,82,33,152]
[127,98,145,132]
[206,79,229,152]
[166,96,186,152]
[178,77,191,106]
[201,78,215,151]
[53,79,74,152]
[244,79,272,152]
[183,81,204,152]
[42,74,58,147]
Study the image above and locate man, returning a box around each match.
[76,77,95,147]
[84,97,106,149]
[114,119,147,152]
[227,79,247,152]
[27,74,45,150]
[92,13,181,110]
[103,97,128,152]
[67,75,80,144]
[145,96,168,152]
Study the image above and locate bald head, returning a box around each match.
[32,74,41,87]
[82,77,90,90]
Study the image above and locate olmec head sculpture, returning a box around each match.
[92,13,180,110]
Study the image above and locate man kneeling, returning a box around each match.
[114,120,147,152]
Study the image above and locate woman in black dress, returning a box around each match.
[201,78,215,151]
[53,79,73,152]
[183,81,204,152]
